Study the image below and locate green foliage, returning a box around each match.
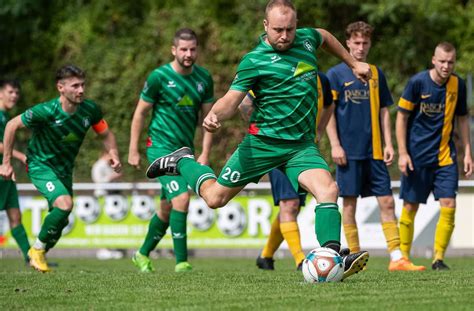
[1,0,472,181]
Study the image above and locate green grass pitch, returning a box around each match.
[0,257,473,310]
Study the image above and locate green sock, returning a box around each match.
[177,158,216,195]
[170,209,188,264]
[45,217,69,252]
[315,203,341,249]
[139,214,169,256]
[11,224,30,261]
[38,207,70,247]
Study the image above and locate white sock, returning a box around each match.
[390,249,403,261]
[33,239,46,250]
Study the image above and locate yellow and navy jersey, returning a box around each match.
[398,70,467,167]
[327,62,393,160]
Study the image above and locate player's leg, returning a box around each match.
[168,192,192,272]
[399,201,419,259]
[257,212,283,270]
[279,198,304,269]
[432,164,458,270]
[342,197,360,253]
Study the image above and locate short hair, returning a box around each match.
[265,0,296,19]
[0,78,20,90]
[173,28,198,46]
[56,65,85,82]
[345,21,374,39]
[435,42,456,53]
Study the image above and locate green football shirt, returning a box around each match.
[21,98,103,177]
[231,28,322,141]
[140,63,214,152]
[0,109,9,164]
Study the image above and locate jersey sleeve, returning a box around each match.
[21,103,50,129]
[398,77,420,112]
[203,72,215,104]
[326,68,341,103]
[378,68,394,108]
[140,71,161,104]
[455,77,468,116]
[230,55,258,93]
[310,28,323,49]
[318,72,333,107]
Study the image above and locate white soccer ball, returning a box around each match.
[104,195,129,221]
[75,196,100,224]
[302,247,344,283]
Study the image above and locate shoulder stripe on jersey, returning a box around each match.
[398,98,415,111]
[369,65,383,160]
[438,75,458,166]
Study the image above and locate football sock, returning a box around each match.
[343,223,360,253]
[399,206,416,258]
[170,209,188,264]
[177,158,216,196]
[38,207,70,249]
[280,221,305,266]
[139,214,169,256]
[45,217,69,252]
[11,224,30,261]
[382,221,403,261]
[315,203,341,249]
[433,206,455,262]
[261,217,284,258]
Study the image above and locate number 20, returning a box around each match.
[221,167,241,183]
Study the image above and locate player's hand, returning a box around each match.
[203,111,221,133]
[384,145,394,166]
[331,145,347,166]
[109,157,122,173]
[464,154,473,178]
[0,164,16,181]
[128,151,141,169]
[352,62,371,84]
[196,154,209,166]
[398,152,413,176]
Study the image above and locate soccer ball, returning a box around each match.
[302,247,344,283]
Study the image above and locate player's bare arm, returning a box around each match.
[457,114,473,177]
[99,128,122,173]
[381,107,394,166]
[0,115,26,180]
[203,90,246,132]
[326,111,347,166]
[197,103,214,165]
[238,95,255,122]
[128,99,153,169]
[395,110,413,176]
[317,28,371,83]
[316,103,334,143]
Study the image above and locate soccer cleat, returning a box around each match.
[28,248,50,273]
[389,257,426,271]
[341,250,369,279]
[432,260,450,271]
[296,260,303,271]
[175,262,193,272]
[132,251,155,273]
[146,147,194,178]
[256,256,275,270]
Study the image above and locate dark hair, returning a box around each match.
[265,0,296,19]
[0,78,20,90]
[173,28,198,46]
[345,21,374,39]
[56,65,85,82]
[436,42,456,53]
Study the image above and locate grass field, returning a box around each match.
[0,256,473,310]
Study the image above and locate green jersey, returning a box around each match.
[141,63,214,152]
[0,109,9,164]
[231,28,322,141]
[21,98,103,177]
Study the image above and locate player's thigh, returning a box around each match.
[336,160,363,197]
[158,175,190,202]
[362,159,392,198]
[28,169,72,209]
[400,166,434,204]
[433,164,458,202]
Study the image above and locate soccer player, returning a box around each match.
[0,79,30,263]
[396,42,472,270]
[128,28,214,273]
[326,21,424,271]
[148,0,371,279]
[0,65,122,272]
[241,72,334,271]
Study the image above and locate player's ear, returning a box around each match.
[263,19,268,32]
[171,45,177,57]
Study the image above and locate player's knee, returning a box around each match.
[8,212,21,228]
[54,196,74,211]
[325,181,339,201]
[280,199,299,218]
[379,196,395,211]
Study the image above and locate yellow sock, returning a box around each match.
[261,217,284,258]
[399,207,416,258]
[434,206,455,262]
[343,224,360,253]
[280,222,305,266]
[382,221,401,252]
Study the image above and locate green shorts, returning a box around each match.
[0,179,20,211]
[217,135,329,192]
[147,146,190,201]
[28,165,72,209]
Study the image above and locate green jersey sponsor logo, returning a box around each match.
[177,95,194,107]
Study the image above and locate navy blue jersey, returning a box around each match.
[398,70,467,167]
[327,63,393,160]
